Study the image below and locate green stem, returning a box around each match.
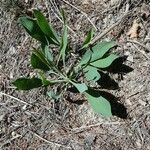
[50,79,67,83]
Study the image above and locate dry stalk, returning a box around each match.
[28,129,72,149]
[127,40,150,52]
[62,0,97,30]
[90,7,130,45]
[0,92,32,106]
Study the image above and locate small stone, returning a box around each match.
[127,55,133,62]
[136,139,142,149]
[124,51,130,56]
[111,0,119,6]
[9,46,16,55]
[138,99,146,106]
[126,99,132,105]
[0,114,5,121]
[22,105,27,110]
[143,61,148,67]
[82,0,89,5]
[124,51,133,62]
[10,72,13,79]
[12,131,17,137]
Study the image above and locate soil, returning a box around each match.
[0,0,150,150]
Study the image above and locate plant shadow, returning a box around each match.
[66,88,86,105]
[99,91,127,119]
[97,56,133,89]
[103,56,134,74]
[87,89,128,119]
[68,87,127,119]
[97,71,119,90]
[66,97,86,105]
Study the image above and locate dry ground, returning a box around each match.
[0,0,150,149]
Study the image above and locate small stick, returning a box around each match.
[127,40,150,52]
[28,129,72,149]
[71,121,125,133]
[48,0,78,36]
[90,12,129,45]
[62,0,97,30]
[0,92,32,106]
[0,134,21,149]
[90,3,130,44]
[131,43,150,60]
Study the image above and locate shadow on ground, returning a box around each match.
[97,56,133,89]
[99,91,128,119]
[103,56,133,74]
[67,56,133,119]
[86,88,128,119]
[97,71,119,90]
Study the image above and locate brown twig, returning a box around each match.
[0,92,32,106]
[62,0,97,30]
[28,129,72,149]
[48,0,78,37]
[127,40,150,52]
[130,42,150,60]
[71,121,125,133]
[0,134,21,149]
[90,12,129,45]
[90,3,130,44]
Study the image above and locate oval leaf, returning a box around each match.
[33,9,60,45]
[32,48,54,69]
[81,28,94,49]
[84,66,100,81]
[78,41,116,67]
[90,41,116,62]
[85,91,112,117]
[72,82,88,93]
[90,54,118,68]
[12,78,42,90]
[59,25,68,65]
[31,53,50,71]
[41,44,53,61]
[18,16,47,43]
[78,49,92,66]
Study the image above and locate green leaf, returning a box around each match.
[60,8,66,24]
[72,82,88,93]
[81,28,94,49]
[59,25,68,65]
[12,78,42,90]
[84,66,100,81]
[41,44,53,61]
[78,50,92,66]
[90,41,116,62]
[47,91,61,100]
[90,54,118,68]
[18,16,47,43]
[79,41,116,66]
[85,90,112,117]
[32,48,53,69]
[33,9,60,45]
[42,79,51,86]
[31,52,50,71]
[38,72,51,86]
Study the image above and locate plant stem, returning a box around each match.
[50,79,67,83]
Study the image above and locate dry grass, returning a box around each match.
[0,0,149,149]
